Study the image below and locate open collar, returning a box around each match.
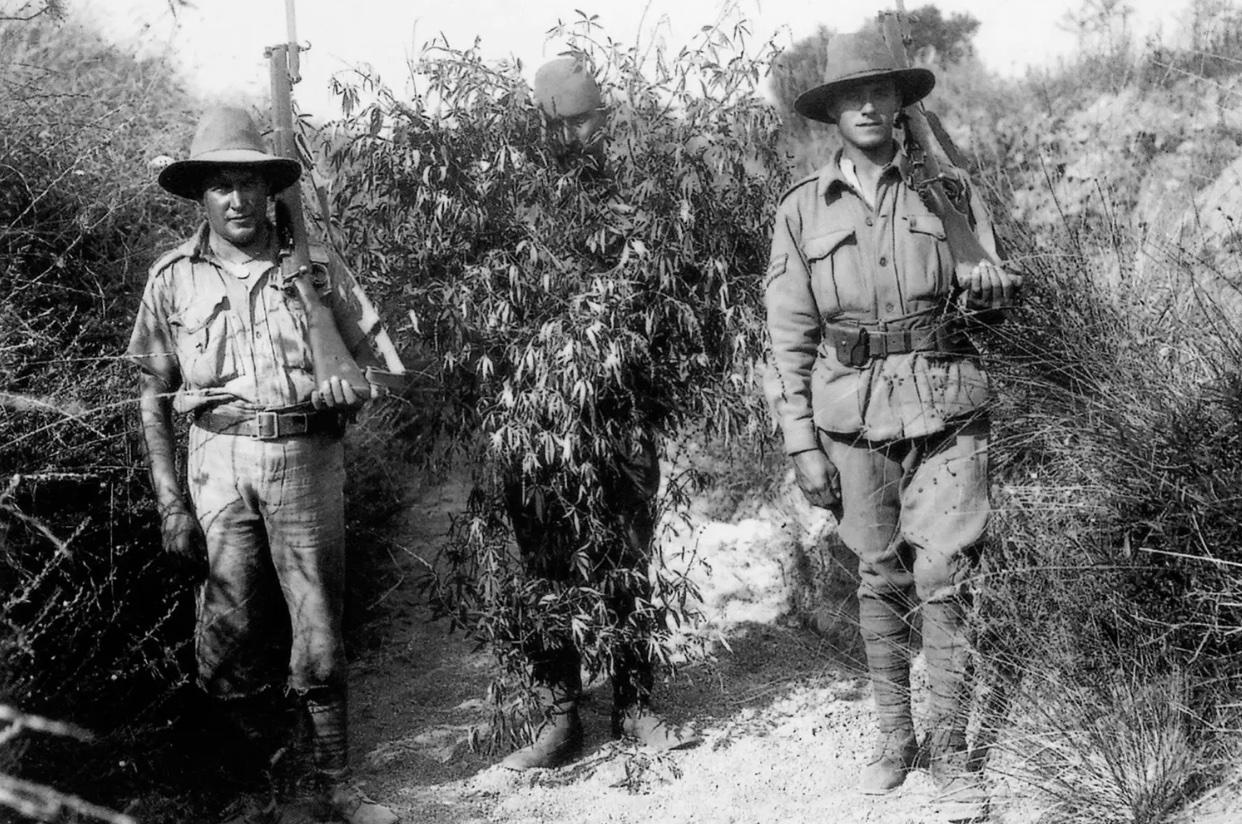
[817,144,911,203]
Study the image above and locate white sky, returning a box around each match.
[77,0,1188,118]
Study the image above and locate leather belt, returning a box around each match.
[193,407,345,440]
[825,322,971,368]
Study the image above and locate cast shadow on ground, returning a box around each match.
[339,473,882,822]
[349,605,876,793]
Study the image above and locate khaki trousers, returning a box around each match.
[187,424,347,699]
[822,416,989,603]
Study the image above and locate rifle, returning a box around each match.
[266,0,408,398]
[309,176,411,394]
[878,2,1000,285]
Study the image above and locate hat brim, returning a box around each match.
[158,149,302,199]
[793,67,935,124]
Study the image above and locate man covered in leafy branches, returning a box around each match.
[497,56,699,770]
[764,29,1019,819]
[324,25,782,776]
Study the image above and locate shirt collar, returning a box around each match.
[172,222,212,262]
[185,221,279,268]
[817,144,910,202]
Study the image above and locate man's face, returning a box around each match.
[830,79,901,151]
[201,167,270,249]
[546,107,607,164]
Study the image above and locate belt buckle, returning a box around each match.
[254,411,280,440]
[253,411,313,439]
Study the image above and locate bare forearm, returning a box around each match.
[137,374,184,511]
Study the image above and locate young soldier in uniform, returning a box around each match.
[129,106,397,824]
[498,58,697,770]
[764,31,1020,819]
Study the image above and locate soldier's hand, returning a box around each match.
[311,375,363,410]
[159,503,208,583]
[792,449,842,512]
[960,260,1022,310]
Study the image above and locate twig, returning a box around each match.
[0,706,94,742]
[0,775,135,824]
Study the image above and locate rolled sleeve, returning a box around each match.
[126,272,180,389]
[764,203,821,455]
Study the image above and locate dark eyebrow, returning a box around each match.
[206,170,263,186]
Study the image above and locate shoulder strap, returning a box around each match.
[777,171,819,205]
[149,246,188,277]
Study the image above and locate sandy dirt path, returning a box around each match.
[342,473,1042,824]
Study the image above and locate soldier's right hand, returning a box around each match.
[311,375,365,411]
[159,504,208,584]
[960,260,1023,310]
[792,448,842,513]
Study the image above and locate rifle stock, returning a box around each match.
[309,176,411,391]
[878,7,999,279]
[266,25,373,399]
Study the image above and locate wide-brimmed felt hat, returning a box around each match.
[158,106,301,200]
[793,30,935,124]
[533,57,602,119]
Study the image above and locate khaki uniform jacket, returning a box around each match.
[127,223,373,414]
[764,150,997,453]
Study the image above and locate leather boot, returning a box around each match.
[275,779,398,824]
[277,689,398,824]
[862,729,919,796]
[924,599,986,822]
[501,650,585,770]
[610,646,700,751]
[612,703,700,751]
[325,780,400,824]
[858,593,917,794]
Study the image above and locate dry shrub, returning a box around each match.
[1,14,226,819]
[341,395,434,644]
[994,667,1205,824]
[972,194,1242,820]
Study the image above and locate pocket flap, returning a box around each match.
[907,213,947,240]
[803,228,855,261]
[172,297,229,334]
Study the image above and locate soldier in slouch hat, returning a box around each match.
[129,105,396,824]
[765,29,1020,821]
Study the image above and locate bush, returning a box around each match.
[973,190,1242,819]
[0,14,210,817]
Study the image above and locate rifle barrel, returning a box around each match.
[284,0,301,83]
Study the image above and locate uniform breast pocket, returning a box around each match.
[803,227,861,313]
[171,297,243,387]
[904,213,954,296]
